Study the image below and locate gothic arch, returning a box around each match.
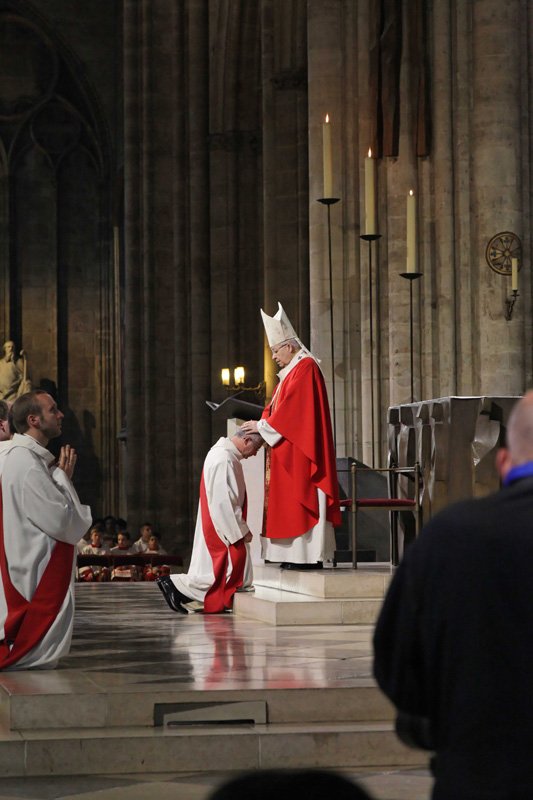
[0,2,117,514]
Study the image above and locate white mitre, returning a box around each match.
[260,302,321,364]
[260,302,298,348]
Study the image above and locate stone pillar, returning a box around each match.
[307,0,346,455]
[261,0,309,396]
[123,0,212,547]
[208,1,263,417]
[470,0,526,394]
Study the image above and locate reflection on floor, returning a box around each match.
[0,583,432,800]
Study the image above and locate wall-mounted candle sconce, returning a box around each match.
[485,232,522,321]
[220,366,265,400]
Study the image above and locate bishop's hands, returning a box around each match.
[240,421,259,434]
[57,444,77,480]
[243,531,253,543]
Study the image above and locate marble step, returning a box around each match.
[0,681,393,731]
[252,564,391,599]
[0,720,426,777]
[234,586,384,625]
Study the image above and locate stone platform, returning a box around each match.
[0,582,426,782]
[234,564,392,625]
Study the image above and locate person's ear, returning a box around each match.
[495,447,512,481]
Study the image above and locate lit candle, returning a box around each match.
[221,368,230,386]
[322,114,332,198]
[234,366,245,386]
[406,190,417,273]
[364,148,376,235]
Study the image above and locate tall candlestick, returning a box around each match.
[511,257,518,291]
[322,114,332,198]
[406,190,417,273]
[364,148,376,235]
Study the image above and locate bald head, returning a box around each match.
[496,393,533,480]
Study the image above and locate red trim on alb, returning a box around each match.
[0,487,74,669]
[200,471,247,614]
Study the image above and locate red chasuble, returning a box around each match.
[262,357,341,539]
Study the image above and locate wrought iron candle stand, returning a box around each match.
[399,271,423,403]
[360,233,381,468]
[318,196,340,450]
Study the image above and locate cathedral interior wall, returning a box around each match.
[0,0,531,555]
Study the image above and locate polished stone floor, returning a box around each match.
[0,583,432,800]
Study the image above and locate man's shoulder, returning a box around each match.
[284,355,321,387]
[419,486,520,547]
[4,440,41,467]
[205,439,239,471]
[207,438,235,459]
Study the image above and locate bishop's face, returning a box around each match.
[271,342,294,368]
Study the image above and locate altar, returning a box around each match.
[388,395,521,524]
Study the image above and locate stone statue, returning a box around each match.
[0,341,32,401]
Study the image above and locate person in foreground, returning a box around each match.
[157,429,263,614]
[0,390,91,670]
[373,391,533,799]
[241,302,340,569]
[208,769,373,800]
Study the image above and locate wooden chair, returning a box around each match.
[350,462,422,567]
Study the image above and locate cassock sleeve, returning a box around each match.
[23,464,92,545]
[205,457,249,546]
[257,418,282,446]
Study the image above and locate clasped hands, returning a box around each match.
[57,444,77,479]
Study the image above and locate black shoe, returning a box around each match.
[156,576,191,614]
[280,561,323,571]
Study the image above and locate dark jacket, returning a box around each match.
[374,476,533,799]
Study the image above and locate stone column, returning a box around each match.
[307,0,346,454]
[261,0,309,396]
[470,0,526,394]
[123,0,212,547]
[208,1,263,415]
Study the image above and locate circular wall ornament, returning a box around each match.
[486,232,522,276]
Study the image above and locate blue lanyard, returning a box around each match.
[503,461,533,487]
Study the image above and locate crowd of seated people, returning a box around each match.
[76,518,171,582]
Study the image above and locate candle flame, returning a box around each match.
[368,148,372,158]
[325,114,329,123]
[409,189,414,196]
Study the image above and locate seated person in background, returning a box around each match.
[142,533,170,581]
[131,521,153,553]
[110,531,133,554]
[146,533,166,554]
[79,528,110,582]
[77,522,104,554]
[102,515,117,550]
[110,531,138,581]
[115,517,128,544]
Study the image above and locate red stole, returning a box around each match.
[262,357,341,539]
[200,471,247,614]
[0,487,75,670]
